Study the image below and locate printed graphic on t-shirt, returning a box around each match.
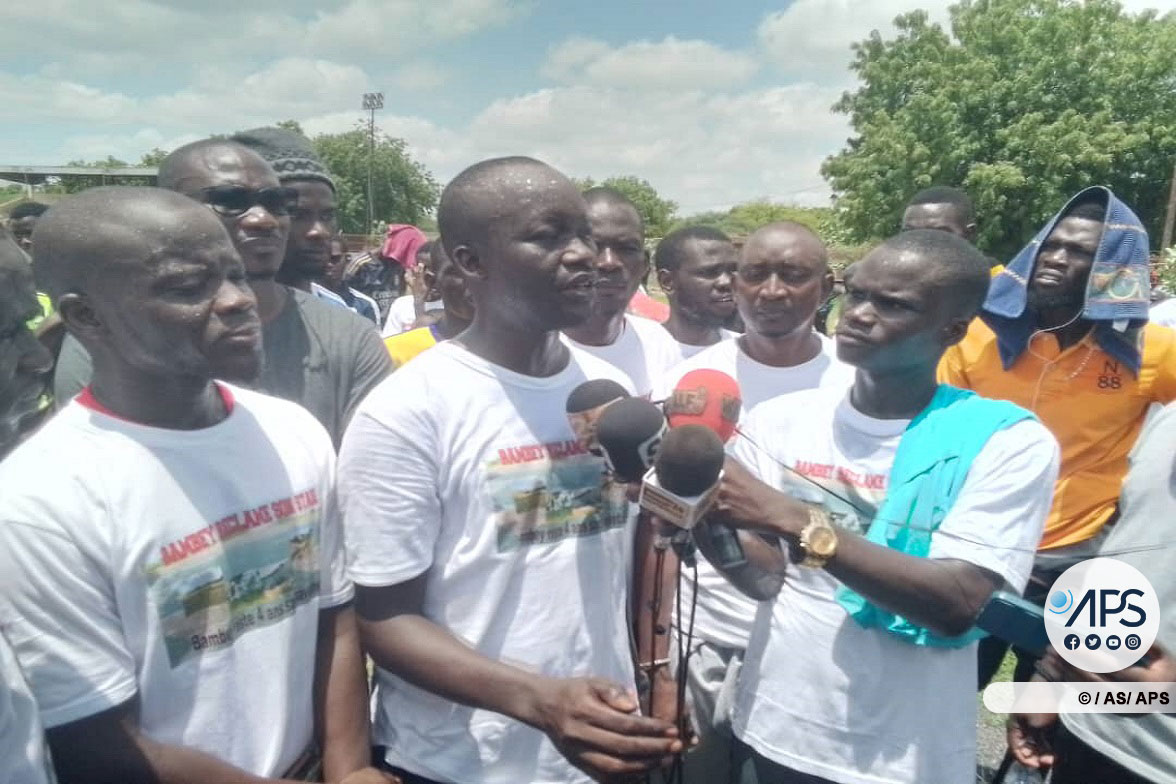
[489,439,628,551]
[144,488,322,668]
[784,462,888,536]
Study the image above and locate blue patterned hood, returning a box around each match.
[982,186,1150,375]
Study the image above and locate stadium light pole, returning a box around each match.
[362,92,384,236]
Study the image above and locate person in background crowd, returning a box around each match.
[627,285,672,322]
[704,230,1057,784]
[0,225,58,783]
[0,229,54,454]
[0,227,58,784]
[338,157,682,784]
[1009,405,1176,784]
[562,187,680,395]
[52,139,391,447]
[323,237,380,324]
[1,187,385,784]
[382,238,441,337]
[654,225,739,360]
[383,241,473,370]
[1148,256,1176,328]
[231,127,350,311]
[901,185,1007,278]
[901,186,977,242]
[343,247,398,323]
[940,186,1176,688]
[381,224,429,298]
[655,221,853,784]
[7,201,49,253]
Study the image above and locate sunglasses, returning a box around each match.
[199,185,299,218]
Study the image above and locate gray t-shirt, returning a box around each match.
[1061,403,1176,782]
[53,287,391,447]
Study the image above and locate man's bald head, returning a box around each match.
[436,156,596,331]
[34,187,232,304]
[438,156,572,254]
[158,139,275,193]
[582,187,644,235]
[871,229,990,318]
[36,187,260,384]
[741,221,828,269]
[156,139,289,280]
[837,230,989,373]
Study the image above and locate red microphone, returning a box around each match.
[664,369,742,442]
[660,369,747,569]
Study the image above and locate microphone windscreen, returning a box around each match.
[566,378,630,414]
[665,369,742,442]
[566,379,630,453]
[655,425,725,497]
[596,398,667,482]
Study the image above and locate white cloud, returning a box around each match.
[1,58,368,130]
[0,72,138,123]
[340,83,848,213]
[757,0,1176,86]
[0,0,523,74]
[387,62,451,92]
[543,35,758,89]
[59,129,201,164]
[757,0,953,84]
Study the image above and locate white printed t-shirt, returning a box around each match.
[730,387,1058,784]
[563,314,682,395]
[668,328,740,362]
[338,341,636,784]
[656,334,855,649]
[0,385,351,777]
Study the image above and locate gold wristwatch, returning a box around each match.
[798,506,838,568]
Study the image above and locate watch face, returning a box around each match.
[810,527,837,557]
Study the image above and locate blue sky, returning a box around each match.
[2,0,1172,213]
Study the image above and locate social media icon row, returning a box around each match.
[1063,633,1142,652]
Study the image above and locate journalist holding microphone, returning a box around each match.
[695,231,1060,784]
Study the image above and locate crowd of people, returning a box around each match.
[0,126,1173,784]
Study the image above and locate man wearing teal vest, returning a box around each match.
[696,230,1060,784]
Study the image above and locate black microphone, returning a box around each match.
[566,379,630,456]
[639,425,722,524]
[595,398,667,482]
[640,425,747,570]
[656,425,724,497]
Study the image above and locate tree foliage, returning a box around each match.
[309,122,439,234]
[674,201,849,244]
[575,175,679,237]
[822,0,1176,259]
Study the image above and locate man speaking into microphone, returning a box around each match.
[338,158,683,784]
[697,231,1059,784]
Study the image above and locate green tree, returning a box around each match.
[822,0,1176,259]
[310,122,439,234]
[674,201,848,242]
[576,175,679,237]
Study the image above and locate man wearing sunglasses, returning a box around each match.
[232,128,341,301]
[52,139,391,448]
